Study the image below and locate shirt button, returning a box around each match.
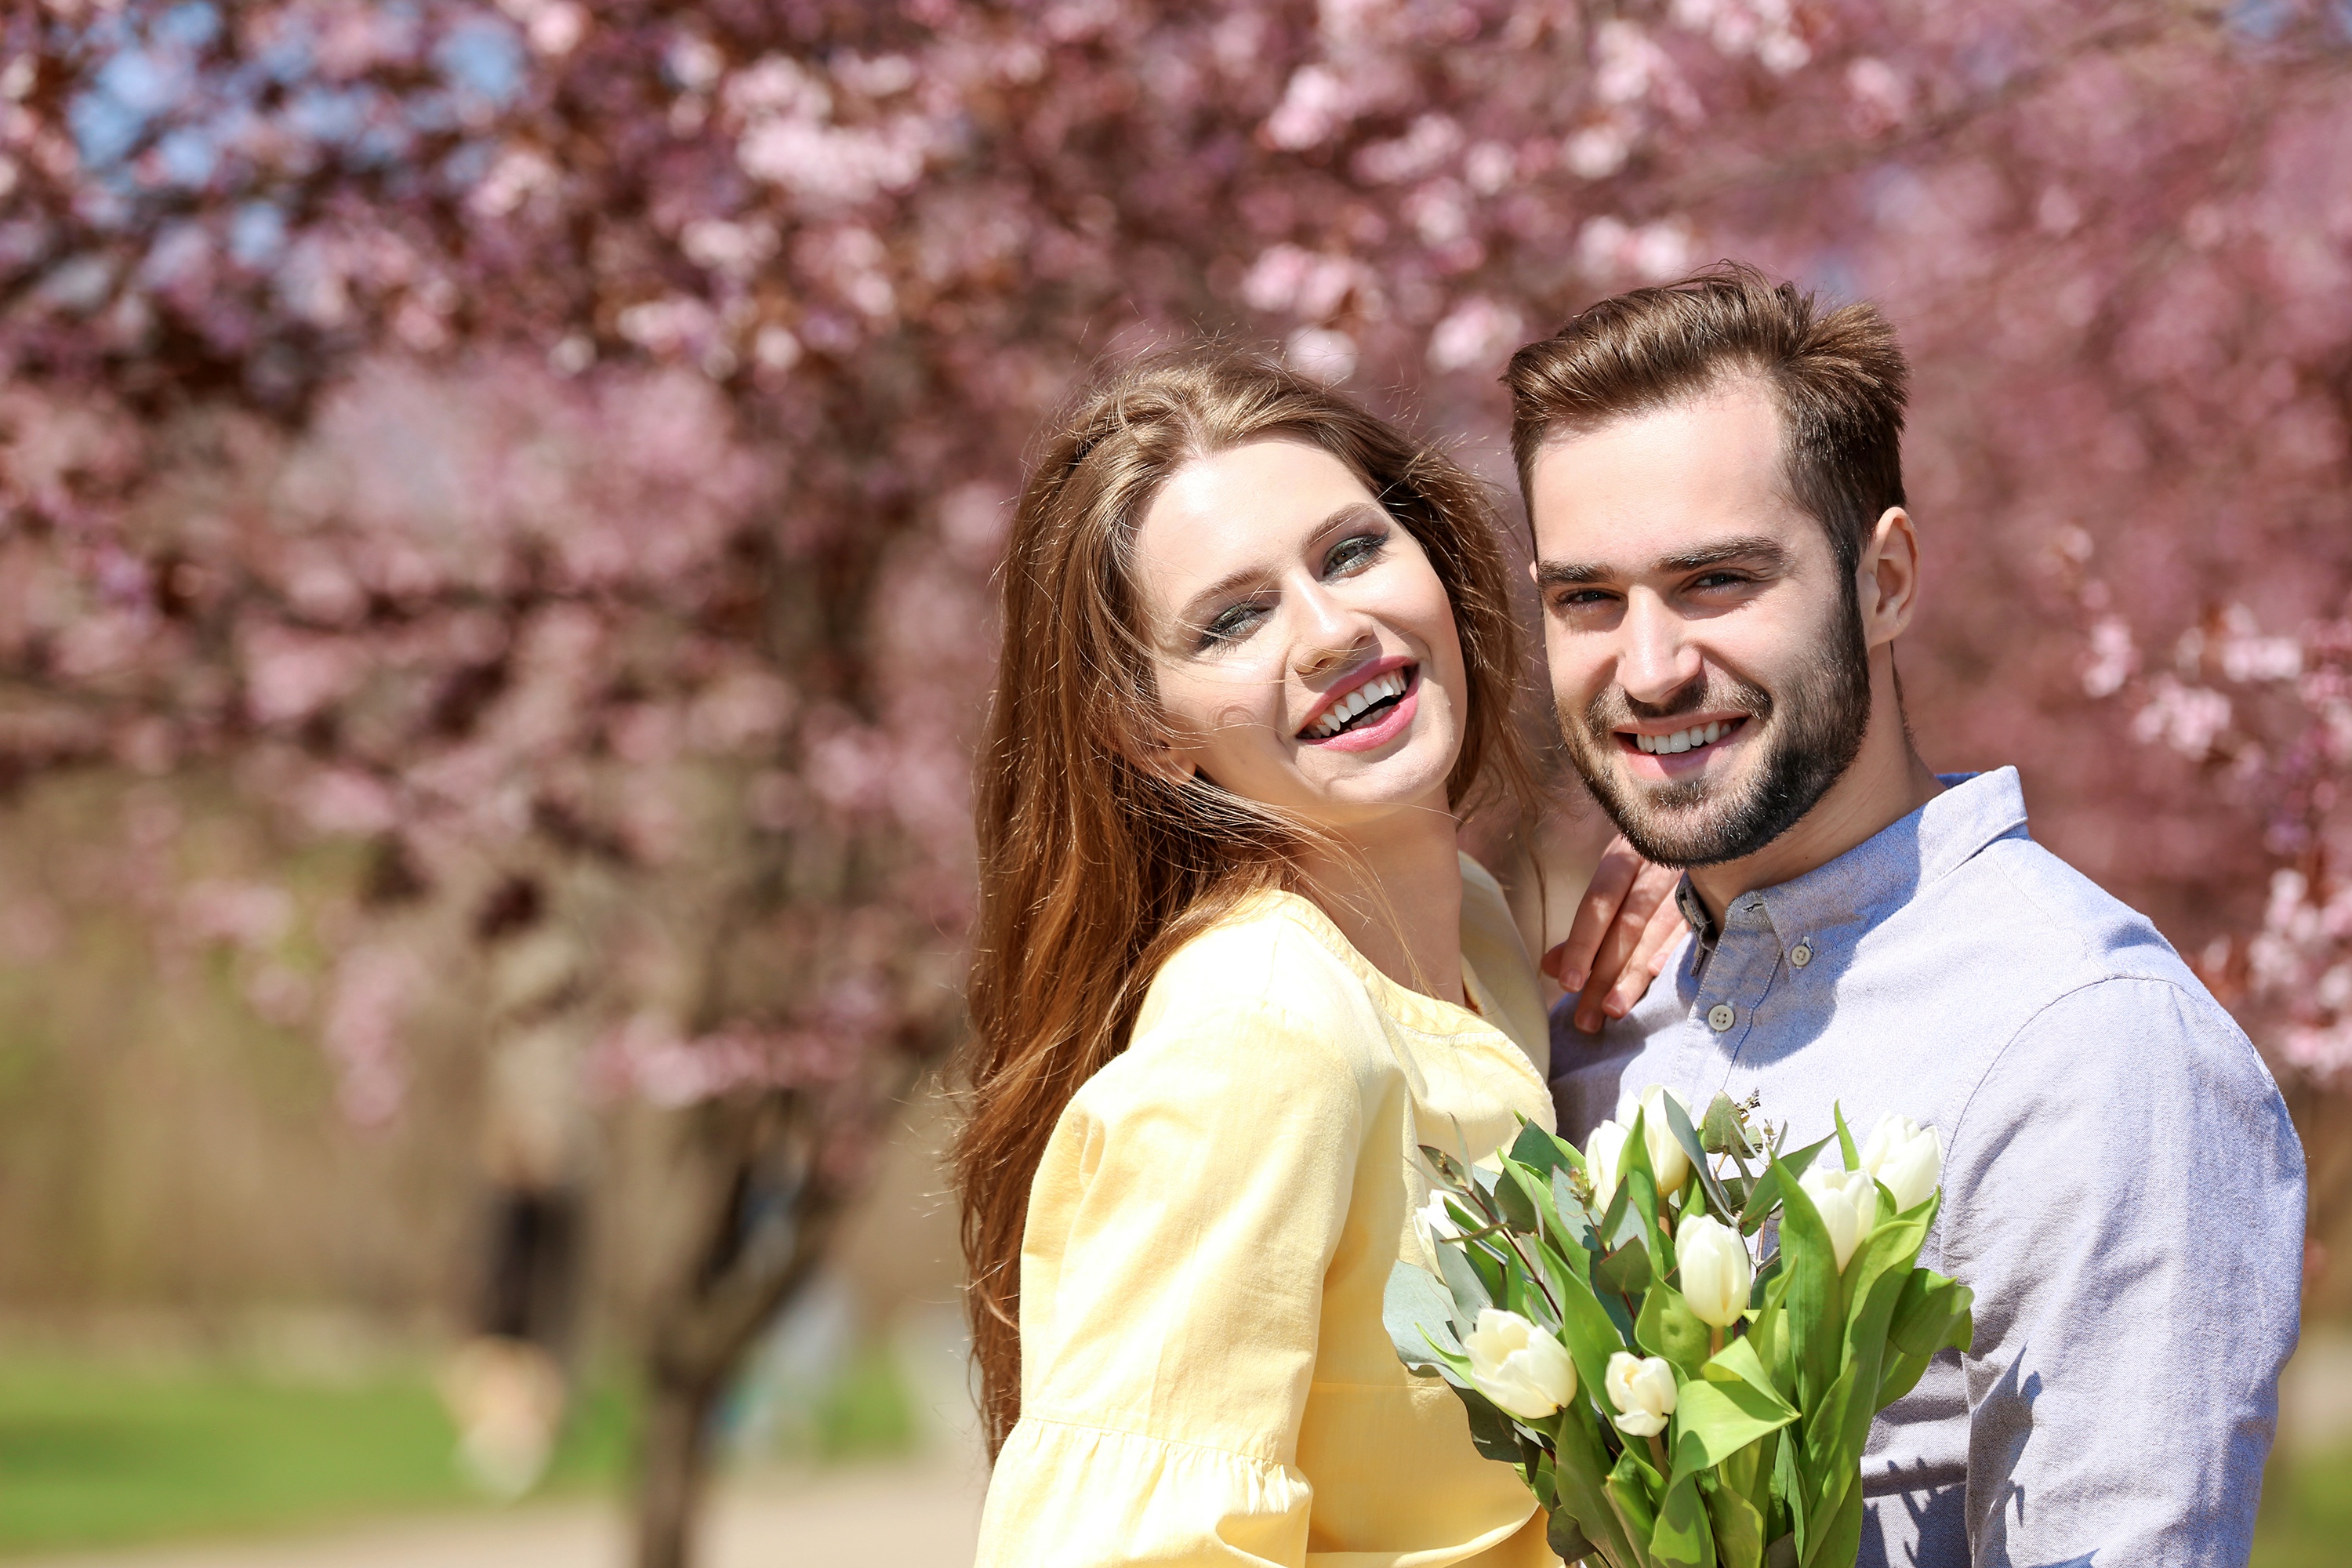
[1790,942,1813,968]
[1707,1003,1737,1032]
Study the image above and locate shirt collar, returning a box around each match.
[1672,768,2031,949]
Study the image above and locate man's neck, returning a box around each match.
[1686,710,1945,927]
[1296,797,1466,1006]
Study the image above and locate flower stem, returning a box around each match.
[1647,1432,1670,1472]
[1710,1327,1723,1357]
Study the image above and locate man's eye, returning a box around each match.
[1552,589,1615,611]
[1692,572,1750,590]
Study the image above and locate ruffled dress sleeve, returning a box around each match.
[975,1000,1365,1567]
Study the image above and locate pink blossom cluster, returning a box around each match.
[2,2,2348,1121]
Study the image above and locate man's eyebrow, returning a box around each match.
[1174,502,1388,630]
[1653,535,1790,573]
[1534,535,1791,589]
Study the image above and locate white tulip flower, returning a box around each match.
[1584,1118,1630,1209]
[1675,1214,1754,1329]
[1860,1114,1944,1213]
[1413,1192,1465,1261]
[1464,1308,1578,1421]
[1798,1162,1880,1271]
[1605,1351,1679,1437]
[1636,1084,1694,1196]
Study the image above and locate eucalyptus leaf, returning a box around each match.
[1419,1143,1470,1187]
[1661,1091,1737,1224]
[1436,1240,1491,1324]
[1548,1507,1598,1565]
[1448,1379,1529,1464]
[1512,1116,1580,1178]
[1492,1160,1542,1232]
[1383,1260,1463,1371]
[1592,1236,1654,1301]
[1701,1092,1755,1156]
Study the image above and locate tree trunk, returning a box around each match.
[634,1368,718,1568]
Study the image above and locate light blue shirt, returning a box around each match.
[1550,768,2304,1568]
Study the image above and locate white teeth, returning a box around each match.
[1635,720,1737,756]
[1306,670,1410,739]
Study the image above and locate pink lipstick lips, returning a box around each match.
[1299,660,1420,752]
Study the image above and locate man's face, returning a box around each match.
[1526,379,1872,868]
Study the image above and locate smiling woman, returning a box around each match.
[955,351,1563,1566]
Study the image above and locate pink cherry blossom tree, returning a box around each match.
[5,2,2348,1560]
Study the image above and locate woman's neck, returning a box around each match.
[1294,798,1467,1007]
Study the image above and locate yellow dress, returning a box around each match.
[975,855,1562,1567]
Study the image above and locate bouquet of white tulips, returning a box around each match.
[1388,1089,1973,1568]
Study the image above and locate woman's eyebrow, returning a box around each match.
[1174,502,1390,630]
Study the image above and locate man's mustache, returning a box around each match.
[1578,675,1773,739]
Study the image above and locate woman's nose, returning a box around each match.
[1291,579,1373,679]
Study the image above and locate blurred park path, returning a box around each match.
[10,1457,988,1568]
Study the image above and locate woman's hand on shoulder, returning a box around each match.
[1541,835,1684,1036]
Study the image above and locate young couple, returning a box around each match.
[955,267,2305,1568]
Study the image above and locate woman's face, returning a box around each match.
[1128,437,1470,831]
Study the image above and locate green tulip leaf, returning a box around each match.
[1831,1102,1859,1174]
[1801,1480,1865,1568]
[1889,1269,1976,1359]
[1606,1446,1664,1568]
[1667,1376,1797,1490]
[1798,1359,1862,1537]
[1766,1156,1842,1417]
[1737,1134,1836,1236]
[1704,1472,1768,1568]
[1650,1470,1717,1568]
[1765,1532,1798,1568]
[1555,1395,1646,1568]
[1554,1263,1638,1411]
[1635,1279,1711,1375]
[1703,1334,1793,1414]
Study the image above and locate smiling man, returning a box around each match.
[1510,267,2305,1568]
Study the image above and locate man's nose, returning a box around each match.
[1616,592,1702,706]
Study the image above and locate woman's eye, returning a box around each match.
[1325,532,1388,575]
[1197,604,1264,648]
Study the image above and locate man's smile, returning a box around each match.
[1612,713,1753,778]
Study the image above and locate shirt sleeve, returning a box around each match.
[1941,976,2305,1568]
[975,1000,1367,1568]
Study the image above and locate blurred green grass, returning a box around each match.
[0,1345,916,1556]
[2256,1439,2352,1568]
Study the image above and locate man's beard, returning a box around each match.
[1558,604,1874,869]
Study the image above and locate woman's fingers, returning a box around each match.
[1600,891,1688,1023]
[1541,837,1646,993]
[1564,855,1682,1035]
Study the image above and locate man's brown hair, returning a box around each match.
[1504,263,1911,582]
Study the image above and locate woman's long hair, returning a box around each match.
[954,350,1535,1457]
